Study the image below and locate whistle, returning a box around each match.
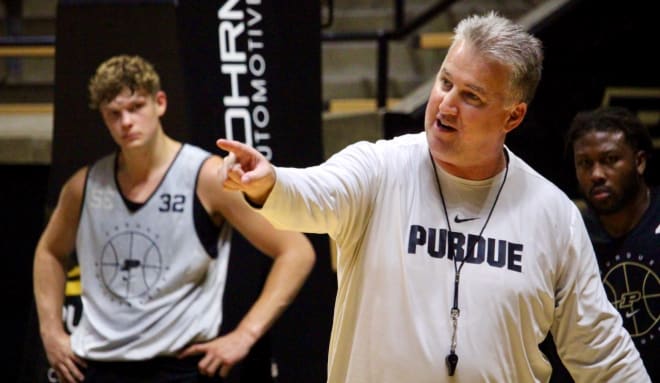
[446,351,458,376]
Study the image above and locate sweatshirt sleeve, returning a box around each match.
[259,140,382,243]
[551,206,650,382]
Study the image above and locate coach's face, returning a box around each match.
[424,39,526,179]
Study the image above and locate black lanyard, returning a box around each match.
[428,150,509,376]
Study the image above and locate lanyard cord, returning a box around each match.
[428,150,509,376]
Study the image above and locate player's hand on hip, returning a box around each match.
[178,329,255,378]
[42,331,86,383]
[217,138,276,206]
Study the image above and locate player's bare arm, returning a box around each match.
[33,168,88,382]
[179,155,315,377]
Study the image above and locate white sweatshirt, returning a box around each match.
[258,133,649,383]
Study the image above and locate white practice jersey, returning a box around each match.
[73,144,231,360]
[259,133,649,383]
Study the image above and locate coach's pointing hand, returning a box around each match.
[217,138,276,206]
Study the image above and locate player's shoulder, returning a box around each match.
[194,148,229,195]
[175,143,213,165]
[57,166,90,205]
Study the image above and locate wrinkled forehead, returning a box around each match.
[441,41,515,102]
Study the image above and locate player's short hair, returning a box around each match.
[88,54,161,109]
[566,106,653,156]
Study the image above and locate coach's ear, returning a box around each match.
[504,102,527,133]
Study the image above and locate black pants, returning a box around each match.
[82,356,223,383]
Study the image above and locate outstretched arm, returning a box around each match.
[179,156,316,378]
[33,169,88,383]
[217,138,276,206]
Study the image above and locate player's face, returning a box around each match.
[573,130,645,215]
[100,88,166,149]
[425,40,526,178]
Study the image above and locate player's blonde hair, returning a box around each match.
[88,55,161,109]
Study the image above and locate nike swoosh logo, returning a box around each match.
[454,215,479,223]
[625,309,639,318]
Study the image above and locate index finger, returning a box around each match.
[216,138,246,155]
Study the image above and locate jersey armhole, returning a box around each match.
[194,156,223,258]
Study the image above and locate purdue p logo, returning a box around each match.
[602,256,660,343]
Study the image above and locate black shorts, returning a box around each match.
[81,356,223,383]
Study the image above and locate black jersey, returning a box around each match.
[582,186,660,380]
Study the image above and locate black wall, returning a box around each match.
[1,165,49,383]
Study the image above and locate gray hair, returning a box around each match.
[453,11,543,104]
